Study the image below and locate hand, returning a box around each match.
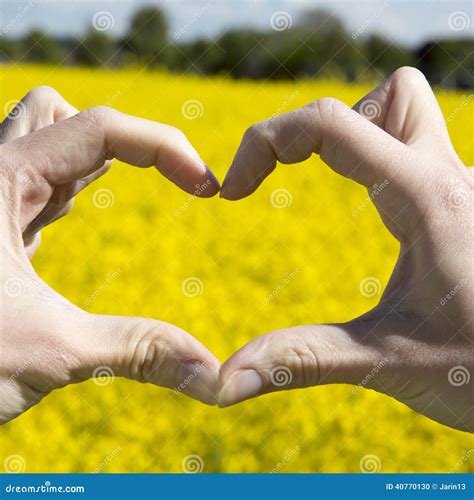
[218,67,473,432]
[0,87,221,424]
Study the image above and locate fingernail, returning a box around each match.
[69,179,88,198]
[219,168,233,199]
[219,180,230,199]
[218,369,263,407]
[176,361,219,406]
[204,164,220,188]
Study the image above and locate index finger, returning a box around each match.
[220,98,415,201]
[6,106,220,197]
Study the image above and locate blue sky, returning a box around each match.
[1,0,473,47]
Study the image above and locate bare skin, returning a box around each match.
[218,67,473,433]
[0,87,221,424]
[1,68,472,432]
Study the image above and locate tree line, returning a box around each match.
[0,7,472,89]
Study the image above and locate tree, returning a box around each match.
[365,35,413,77]
[126,7,168,65]
[416,40,474,89]
[0,38,19,62]
[22,29,60,63]
[76,30,116,66]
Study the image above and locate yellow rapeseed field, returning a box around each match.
[1,65,473,473]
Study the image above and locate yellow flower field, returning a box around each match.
[1,65,473,473]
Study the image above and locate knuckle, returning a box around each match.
[245,122,269,142]
[391,66,426,87]
[168,125,188,143]
[126,321,171,383]
[304,98,348,152]
[261,332,320,388]
[244,121,276,149]
[26,85,61,104]
[283,342,320,387]
[81,105,114,128]
[307,97,346,119]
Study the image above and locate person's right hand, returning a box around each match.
[219,67,473,432]
[0,87,221,424]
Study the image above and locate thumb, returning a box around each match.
[218,321,390,407]
[69,312,220,405]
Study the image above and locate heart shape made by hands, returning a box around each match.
[1,69,472,432]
